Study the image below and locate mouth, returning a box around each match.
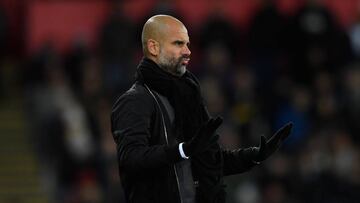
[182,58,190,65]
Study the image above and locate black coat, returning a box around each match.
[111,82,257,203]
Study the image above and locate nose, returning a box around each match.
[182,45,191,56]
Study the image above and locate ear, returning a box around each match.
[147,39,160,56]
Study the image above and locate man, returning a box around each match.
[111,15,293,203]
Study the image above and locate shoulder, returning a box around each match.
[110,82,157,136]
[111,82,155,116]
[115,82,149,102]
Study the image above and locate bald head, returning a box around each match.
[140,15,191,76]
[141,15,186,56]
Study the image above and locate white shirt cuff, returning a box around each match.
[179,142,189,159]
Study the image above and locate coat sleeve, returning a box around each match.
[222,147,259,176]
[199,97,259,176]
[111,92,182,173]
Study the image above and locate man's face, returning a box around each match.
[157,24,191,77]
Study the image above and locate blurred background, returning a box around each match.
[0,0,360,202]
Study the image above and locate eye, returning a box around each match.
[174,41,184,46]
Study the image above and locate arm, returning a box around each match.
[111,90,222,174]
[222,147,259,176]
[222,122,293,176]
[111,93,181,173]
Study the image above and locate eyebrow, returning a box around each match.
[173,40,190,45]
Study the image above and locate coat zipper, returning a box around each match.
[144,85,183,203]
[166,131,183,203]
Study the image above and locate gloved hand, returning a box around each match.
[253,122,293,162]
[183,117,223,157]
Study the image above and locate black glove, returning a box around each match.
[253,122,293,162]
[183,117,223,157]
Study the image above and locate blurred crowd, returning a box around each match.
[1,0,360,202]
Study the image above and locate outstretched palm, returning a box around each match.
[255,122,293,162]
